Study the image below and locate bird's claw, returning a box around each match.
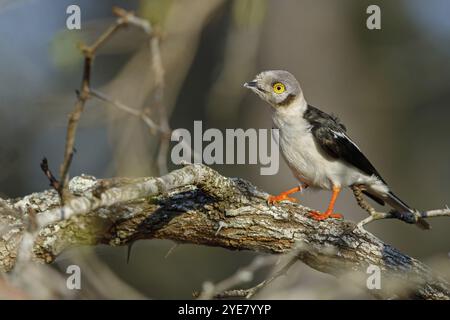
[308,210,343,221]
[267,194,298,205]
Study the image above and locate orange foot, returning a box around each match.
[267,193,298,205]
[309,210,343,221]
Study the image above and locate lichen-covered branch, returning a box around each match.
[0,164,448,300]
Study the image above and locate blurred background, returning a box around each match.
[0,0,449,299]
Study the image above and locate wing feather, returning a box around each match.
[304,105,385,183]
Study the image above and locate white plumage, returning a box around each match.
[244,69,429,228]
[272,95,388,194]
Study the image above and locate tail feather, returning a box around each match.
[385,191,430,230]
[362,190,385,206]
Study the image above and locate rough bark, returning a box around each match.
[0,164,448,299]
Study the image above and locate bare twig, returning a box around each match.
[68,8,171,177]
[149,30,171,174]
[58,7,152,205]
[352,185,443,229]
[198,256,277,299]
[90,89,161,133]
[423,207,450,218]
[40,158,61,192]
[90,89,201,162]
[214,255,299,299]
[357,208,450,230]
[112,6,152,34]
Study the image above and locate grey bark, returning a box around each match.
[0,164,448,299]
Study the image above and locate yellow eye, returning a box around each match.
[273,82,285,94]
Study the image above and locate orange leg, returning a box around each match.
[309,186,343,221]
[267,185,308,205]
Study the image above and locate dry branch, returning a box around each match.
[58,7,153,204]
[1,164,448,300]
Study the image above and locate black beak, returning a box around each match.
[243,81,257,89]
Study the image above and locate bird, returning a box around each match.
[244,70,429,229]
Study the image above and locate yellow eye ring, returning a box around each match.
[273,82,285,94]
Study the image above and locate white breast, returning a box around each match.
[271,100,385,191]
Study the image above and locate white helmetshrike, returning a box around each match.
[244,70,429,229]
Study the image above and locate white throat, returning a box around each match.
[271,93,308,128]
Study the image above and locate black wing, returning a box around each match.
[304,105,386,184]
[303,106,430,221]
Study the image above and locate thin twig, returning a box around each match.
[215,255,299,299]
[356,207,450,229]
[197,256,277,299]
[90,89,201,162]
[40,158,61,192]
[90,89,161,134]
[149,30,170,174]
[422,207,450,218]
[112,6,152,34]
[58,7,152,206]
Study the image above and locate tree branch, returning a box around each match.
[58,7,153,206]
[1,164,449,300]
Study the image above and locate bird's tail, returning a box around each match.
[385,191,430,230]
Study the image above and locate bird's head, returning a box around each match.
[244,70,302,108]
